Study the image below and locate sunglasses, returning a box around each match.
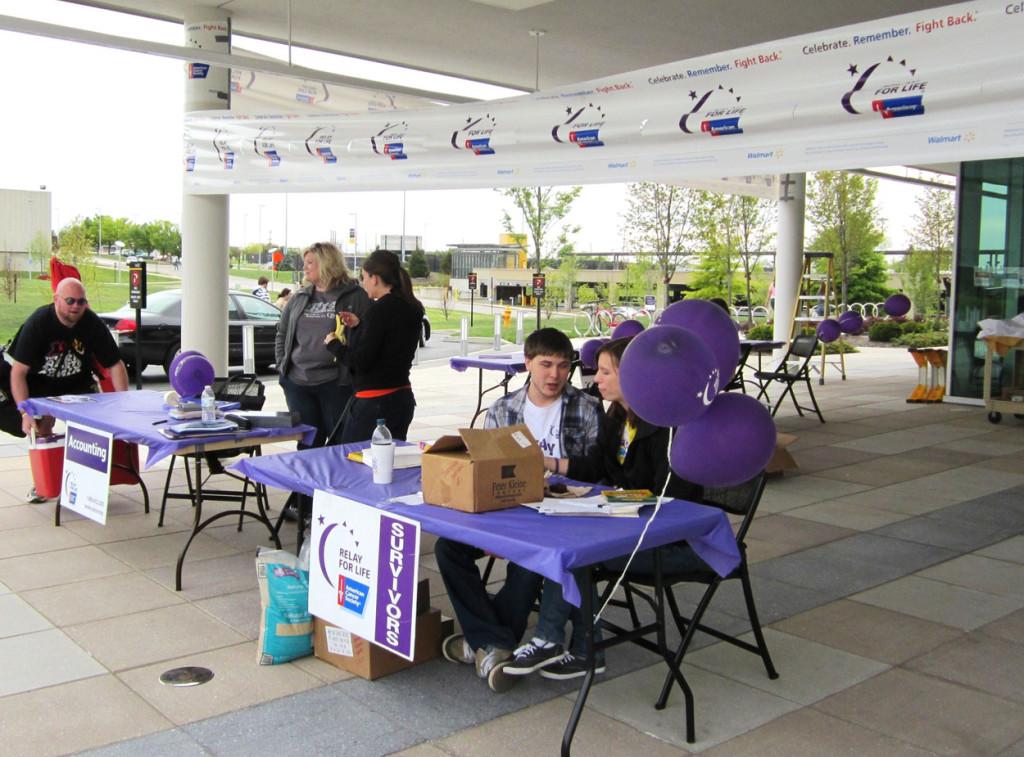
[62,297,88,306]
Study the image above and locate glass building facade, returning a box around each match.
[950,158,1024,400]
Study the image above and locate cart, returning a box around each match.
[981,336,1024,424]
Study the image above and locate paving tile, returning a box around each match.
[851,575,1023,631]
[744,514,855,552]
[0,545,132,591]
[936,436,1024,457]
[0,580,10,595]
[773,599,962,665]
[0,674,172,757]
[813,455,954,487]
[194,588,260,640]
[788,445,878,474]
[0,593,53,638]
[872,514,1016,553]
[0,503,52,530]
[888,466,1024,500]
[390,744,451,757]
[832,423,989,455]
[0,628,106,697]
[784,498,909,531]
[752,547,911,598]
[701,707,934,757]
[100,530,240,571]
[973,454,1024,474]
[919,554,1024,599]
[79,728,207,757]
[434,695,685,757]
[979,608,1024,646]
[685,629,887,706]
[290,652,357,684]
[65,603,246,671]
[145,551,261,601]
[62,511,189,544]
[974,536,1024,565]
[907,632,1024,704]
[118,641,323,726]
[758,475,872,513]
[21,571,184,627]
[815,668,1024,755]
[860,486,963,516]
[0,522,89,559]
[818,532,957,572]
[585,661,799,751]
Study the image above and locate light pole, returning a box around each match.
[530,29,545,330]
[258,204,267,266]
[349,212,359,269]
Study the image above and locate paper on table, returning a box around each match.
[521,495,663,517]
[353,446,423,469]
[388,493,424,506]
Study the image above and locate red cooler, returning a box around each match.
[29,434,66,500]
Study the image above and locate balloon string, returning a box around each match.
[593,425,674,624]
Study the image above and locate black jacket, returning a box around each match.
[567,412,703,502]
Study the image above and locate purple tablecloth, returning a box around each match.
[20,390,316,469]
[230,443,740,605]
[449,351,526,374]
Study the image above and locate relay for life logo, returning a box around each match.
[253,127,282,166]
[305,126,338,164]
[842,54,926,119]
[370,121,409,160]
[213,129,234,169]
[679,84,746,136]
[451,113,497,155]
[552,103,606,148]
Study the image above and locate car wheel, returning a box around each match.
[163,343,181,376]
[125,361,148,379]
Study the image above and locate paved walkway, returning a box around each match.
[1,346,1022,755]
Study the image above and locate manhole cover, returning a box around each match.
[159,666,214,687]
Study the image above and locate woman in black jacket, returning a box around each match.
[326,250,423,442]
[506,337,706,681]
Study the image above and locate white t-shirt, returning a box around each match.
[522,395,563,459]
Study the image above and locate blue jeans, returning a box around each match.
[434,537,542,653]
[280,374,351,448]
[339,388,415,443]
[535,542,709,660]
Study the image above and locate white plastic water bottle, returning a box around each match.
[201,385,217,425]
[371,418,395,485]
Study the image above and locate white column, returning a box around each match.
[773,173,806,357]
[181,7,231,373]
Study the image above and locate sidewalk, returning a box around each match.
[0,346,1022,755]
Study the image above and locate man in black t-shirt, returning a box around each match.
[8,278,127,439]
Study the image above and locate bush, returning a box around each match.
[899,320,929,334]
[825,340,859,354]
[892,332,948,349]
[868,321,903,342]
[746,324,774,340]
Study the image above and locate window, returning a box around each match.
[236,294,282,321]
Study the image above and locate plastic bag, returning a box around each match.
[255,547,313,665]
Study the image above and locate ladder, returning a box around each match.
[791,252,846,384]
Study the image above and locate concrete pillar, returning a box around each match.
[181,7,231,373]
[773,173,806,358]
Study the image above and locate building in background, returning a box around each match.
[0,188,51,272]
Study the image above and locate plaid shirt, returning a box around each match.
[484,383,602,459]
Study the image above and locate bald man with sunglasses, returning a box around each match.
[7,278,127,440]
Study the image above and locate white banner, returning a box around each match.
[184,0,1024,195]
[309,491,421,661]
[61,422,113,525]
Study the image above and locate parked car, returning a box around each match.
[98,289,282,375]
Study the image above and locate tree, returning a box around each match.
[620,258,658,302]
[498,186,581,270]
[621,183,702,307]
[407,250,429,278]
[906,186,955,307]
[726,195,775,325]
[806,171,886,305]
[57,220,93,272]
[440,251,453,276]
[691,191,740,304]
[900,247,938,316]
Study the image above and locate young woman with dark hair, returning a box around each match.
[326,250,424,442]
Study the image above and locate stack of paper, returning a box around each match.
[522,495,662,517]
[350,445,424,469]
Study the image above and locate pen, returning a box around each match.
[152,419,167,425]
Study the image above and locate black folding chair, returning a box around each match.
[597,473,778,715]
[158,373,268,529]
[754,334,825,422]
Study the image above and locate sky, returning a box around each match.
[0,0,934,255]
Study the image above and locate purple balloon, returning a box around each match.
[619,325,719,427]
[670,393,777,487]
[579,338,607,370]
[884,294,911,318]
[656,299,740,384]
[170,352,215,399]
[817,318,842,343]
[612,319,645,339]
[837,311,863,334]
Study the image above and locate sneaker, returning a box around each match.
[474,646,511,680]
[442,633,475,665]
[538,653,606,680]
[26,487,47,504]
[505,638,564,676]
[487,660,521,693]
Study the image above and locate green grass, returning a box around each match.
[424,306,575,341]
[0,266,179,343]
[229,265,299,286]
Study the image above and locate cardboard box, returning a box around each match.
[313,609,448,680]
[421,425,544,512]
[766,432,798,475]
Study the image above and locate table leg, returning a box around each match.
[561,568,596,757]
[175,453,205,591]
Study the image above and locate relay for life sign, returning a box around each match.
[61,422,114,525]
[309,490,421,660]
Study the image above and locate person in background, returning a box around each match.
[5,278,128,501]
[252,276,271,303]
[434,328,603,692]
[275,243,369,448]
[504,337,703,681]
[275,287,293,309]
[327,250,423,442]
